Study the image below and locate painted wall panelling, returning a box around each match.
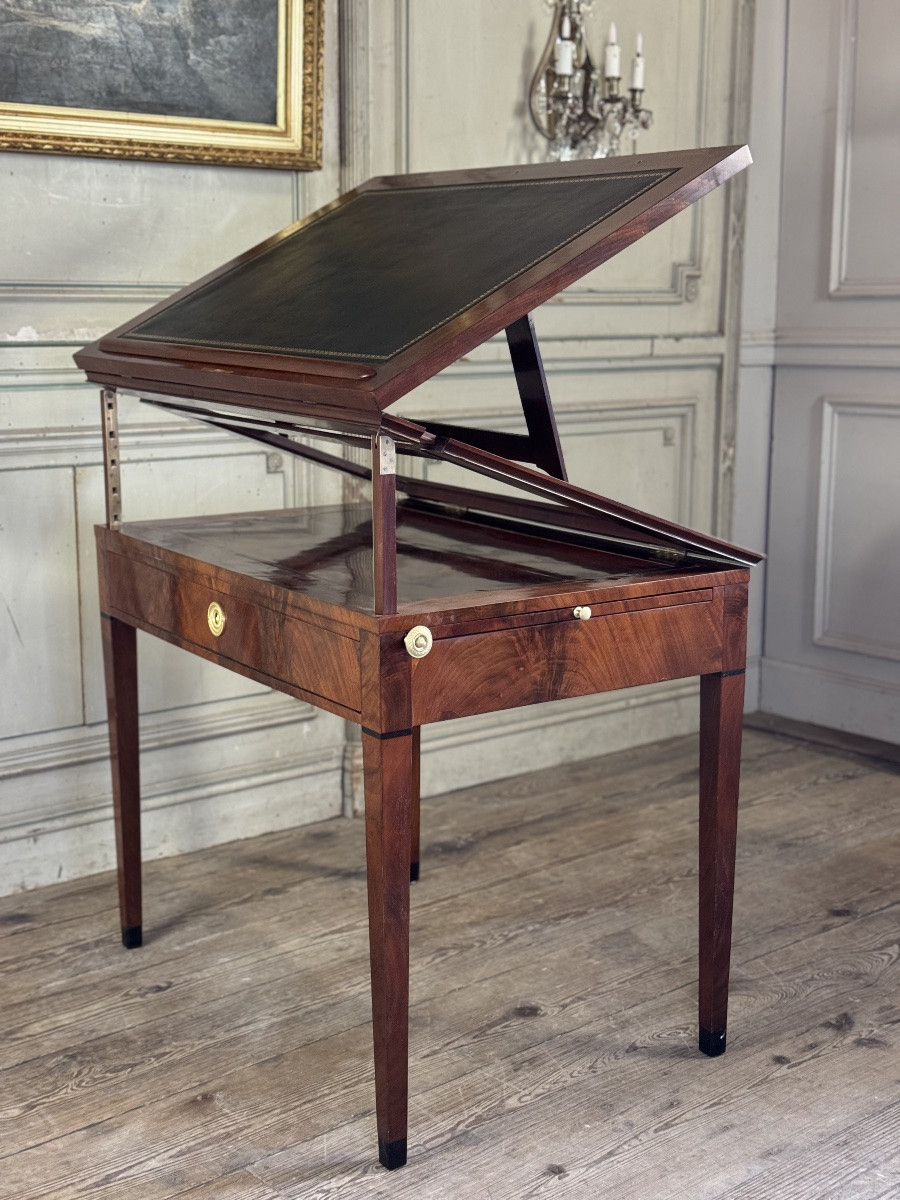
[775,0,900,350]
[0,1,345,894]
[760,0,900,742]
[733,0,789,708]
[813,401,900,661]
[829,0,900,297]
[403,0,742,337]
[764,373,900,741]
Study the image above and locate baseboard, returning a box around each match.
[760,658,900,747]
[746,711,900,767]
[0,696,346,896]
[0,747,344,896]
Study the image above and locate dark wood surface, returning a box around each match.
[505,313,568,480]
[379,415,763,568]
[698,670,746,1054]
[363,729,414,1168]
[409,590,728,725]
[101,505,736,619]
[3,724,897,1197]
[99,615,142,948]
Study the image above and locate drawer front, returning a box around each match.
[411,597,724,725]
[105,552,361,713]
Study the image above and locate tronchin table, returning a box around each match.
[76,145,760,1172]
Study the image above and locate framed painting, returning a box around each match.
[0,0,324,169]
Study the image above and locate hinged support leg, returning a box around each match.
[505,314,568,481]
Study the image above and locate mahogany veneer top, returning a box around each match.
[117,503,745,620]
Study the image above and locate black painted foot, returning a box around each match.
[378,1136,408,1170]
[121,925,142,949]
[699,1027,726,1057]
[410,861,420,883]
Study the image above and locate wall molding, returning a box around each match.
[338,0,371,192]
[772,331,900,370]
[814,397,900,661]
[2,740,341,842]
[553,260,704,307]
[0,281,178,303]
[828,0,858,296]
[0,689,344,896]
[718,0,756,542]
[0,420,266,469]
[0,737,344,895]
[829,0,900,298]
[760,656,900,745]
[419,680,703,806]
[739,331,777,367]
[0,693,316,790]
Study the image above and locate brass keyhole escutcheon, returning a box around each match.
[207,601,226,637]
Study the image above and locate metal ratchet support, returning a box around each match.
[101,388,122,530]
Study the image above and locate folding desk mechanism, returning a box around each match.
[75,145,761,1172]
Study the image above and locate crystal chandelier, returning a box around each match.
[529,1,652,161]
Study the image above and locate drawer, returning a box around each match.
[104,550,361,713]
[410,595,724,724]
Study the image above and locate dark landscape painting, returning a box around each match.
[0,0,279,125]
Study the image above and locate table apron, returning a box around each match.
[101,549,363,715]
[410,595,725,724]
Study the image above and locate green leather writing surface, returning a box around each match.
[130,169,673,364]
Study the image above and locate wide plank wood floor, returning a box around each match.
[1,725,898,1199]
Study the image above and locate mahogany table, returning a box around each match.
[76,145,760,1171]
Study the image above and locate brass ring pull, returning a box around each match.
[207,601,226,637]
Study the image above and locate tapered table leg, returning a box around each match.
[698,669,745,1056]
[100,614,142,949]
[410,728,421,883]
[362,728,413,1170]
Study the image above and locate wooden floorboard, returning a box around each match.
[0,727,897,1199]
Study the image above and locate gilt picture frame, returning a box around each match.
[0,0,324,170]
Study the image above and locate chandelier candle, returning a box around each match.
[528,2,653,160]
[631,32,645,91]
[553,13,575,76]
[604,22,621,87]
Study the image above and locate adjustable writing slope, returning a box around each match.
[75,145,760,1175]
[77,145,748,412]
